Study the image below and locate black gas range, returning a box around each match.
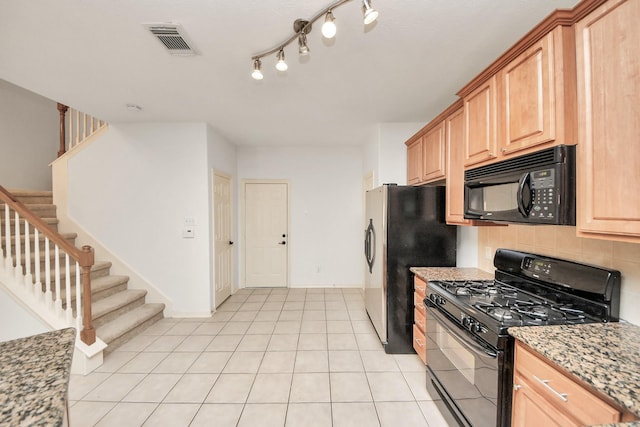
[424,249,620,427]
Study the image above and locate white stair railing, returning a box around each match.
[0,186,96,345]
[57,103,108,157]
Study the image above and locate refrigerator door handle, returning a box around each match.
[365,219,376,273]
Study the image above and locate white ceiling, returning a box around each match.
[0,0,580,147]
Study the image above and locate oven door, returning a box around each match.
[425,299,499,427]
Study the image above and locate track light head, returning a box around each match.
[362,0,378,25]
[251,59,263,80]
[321,10,337,39]
[276,49,288,71]
[298,32,310,56]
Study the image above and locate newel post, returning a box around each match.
[57,103,68,158]
[79,245,96,345]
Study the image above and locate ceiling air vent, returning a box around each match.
[144,23,197,56]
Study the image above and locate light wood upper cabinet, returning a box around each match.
[406,137,423,185]
[445,106,471,225]
[463,76,498,167]
[575,0,640,242]
[462,25,576,170]
[406,116,447,186]
[512,341,626,427]
[422,121,446,183]
[498,29,560,154]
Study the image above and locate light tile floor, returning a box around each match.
[69,287,451,427]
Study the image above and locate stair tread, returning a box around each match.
[92,289,147,318]
[56,275,129,300]
[97,304,165,344]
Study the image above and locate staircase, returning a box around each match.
[1,189,165,354]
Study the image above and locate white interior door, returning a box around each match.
[244,181,289,287]
[213,171,233,308]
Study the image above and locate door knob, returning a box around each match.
[229,241,234,245]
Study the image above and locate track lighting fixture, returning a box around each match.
[276,49,288,71]
[251,59,263,80]
[298,32,310,55]
[250,0,379,80]
[362,0,378,25]
[321,10,337,39]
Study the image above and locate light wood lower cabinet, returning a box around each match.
[512,341,625,427]
[413,276,427,364]
[575,0,640,242]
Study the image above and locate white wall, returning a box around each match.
[0,79,57,190]
[363,123,423,187]
[0,285,48,341]
[238,145,364,287]
[67,123,213,315]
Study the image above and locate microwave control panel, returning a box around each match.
[529,169,557,219]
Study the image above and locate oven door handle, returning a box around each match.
[427,302,498,359]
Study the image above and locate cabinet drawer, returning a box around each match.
[414,307,426,334]
[413,324,427,364]
[514,342,621,426]
[414,276,427,298]
[413,292,426,316]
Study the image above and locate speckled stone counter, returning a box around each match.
[0,328,76,426]
[410,267,494,283]
[509,322,640,422]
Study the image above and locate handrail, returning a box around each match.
[56,104,107,158]
[0,186,96,344]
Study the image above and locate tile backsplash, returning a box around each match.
[477,225,640,326]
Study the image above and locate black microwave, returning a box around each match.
[464,145,576,225]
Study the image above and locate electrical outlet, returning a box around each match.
[485,246,493,260]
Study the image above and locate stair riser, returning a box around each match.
[0,207,57,219]
[39,279,129,307]
[0,221,59,232]
[11,197,53,204]
[2,233,73,244]
[92,296,146,329]
[102,311,164,354]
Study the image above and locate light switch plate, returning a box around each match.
[183,227,195,238]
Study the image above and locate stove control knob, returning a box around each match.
[472,322,486,333]
[430,294,445,306]
[462,316,472,329]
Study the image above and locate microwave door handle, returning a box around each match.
[517,173,533,217]
[426,302,498,359]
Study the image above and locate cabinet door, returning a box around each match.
[575,0,640,241]
[445,107,471,225]
[512,374,576,427]
[422,121,446,183]
[406,138,423,185]
[464,76,498,167]
[513,341,622,426]
[498,31,555,155]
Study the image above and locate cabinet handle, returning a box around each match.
[415,302,424,310]
[501,147,507,153]
[415,338,425,347]
[416,285,426,294]
[533,375,568,402]
[514,384,521,391]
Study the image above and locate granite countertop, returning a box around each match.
[509,322,640,422]
[0,328,76,426]
[410,267,494,283]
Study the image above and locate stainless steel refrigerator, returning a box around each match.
[364,184,456,353]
